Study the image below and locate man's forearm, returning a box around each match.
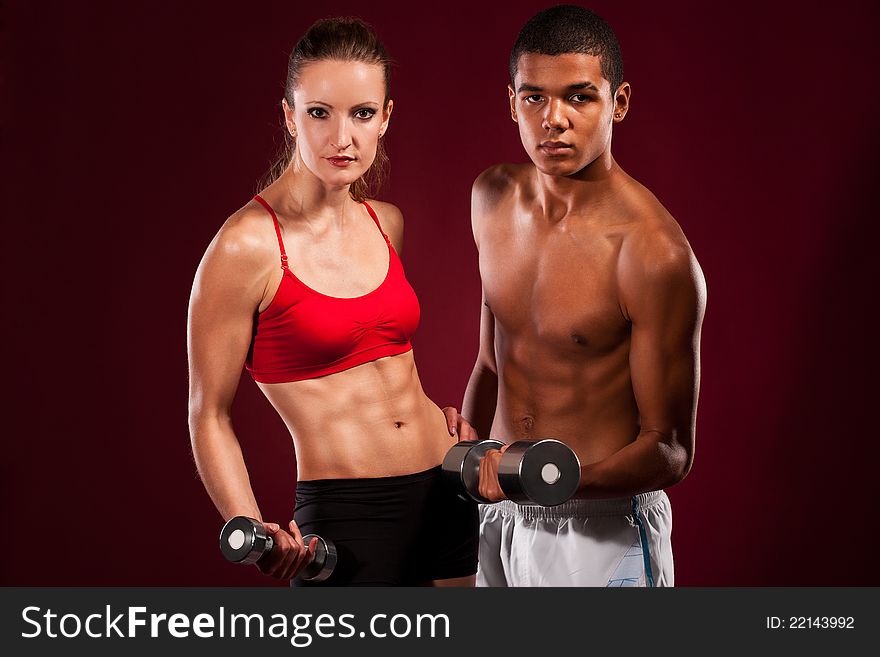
[576,429,691,499]
[462,364,498,441]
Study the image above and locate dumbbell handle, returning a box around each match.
[256,533,327,569]
[253,533,335,582]
[240,531,325,565]
[220,517,335,582]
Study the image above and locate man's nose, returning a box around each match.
[542,99,567,131]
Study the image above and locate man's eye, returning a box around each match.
[570,94,591,102]
[525,95,543,103]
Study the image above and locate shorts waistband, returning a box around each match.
[489,490,666,520]
[296,465,440,493]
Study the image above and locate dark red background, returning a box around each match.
[3,0,878,586]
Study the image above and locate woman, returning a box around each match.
[187,18,478,586]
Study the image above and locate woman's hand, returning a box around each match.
[442,407,479,441]
[257,520,318,580]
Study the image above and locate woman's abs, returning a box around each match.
[257,351,455,480]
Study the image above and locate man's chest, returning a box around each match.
[479,221,630,354]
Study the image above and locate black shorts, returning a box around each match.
[291,465,478,586]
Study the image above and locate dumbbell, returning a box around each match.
[442,439,581,506]
[442,439,507,503]
[219,516,337,582]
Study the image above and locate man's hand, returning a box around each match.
[442,406,479,441]
[478,444,510,502]
[257,520,317,580]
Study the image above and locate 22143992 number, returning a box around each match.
[766,616,855,629]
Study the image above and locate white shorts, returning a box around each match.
[476,490,674,587]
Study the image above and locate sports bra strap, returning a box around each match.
[362,201,391,246]
[253,194,289,269]
[253,195,388,267]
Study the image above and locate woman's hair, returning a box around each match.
[262,17,392,202]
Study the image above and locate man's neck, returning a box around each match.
[533,150,620,223]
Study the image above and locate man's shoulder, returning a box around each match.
[617,179,690,256]
[470,164,532,243]
[472,163,532,202]
[615,196,705,323]
[609,177,697,287]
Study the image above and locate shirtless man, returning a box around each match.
[459,5,707,587]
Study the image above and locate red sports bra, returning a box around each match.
[245,195,421,383]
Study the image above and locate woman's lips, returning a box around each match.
[326,156,356,167]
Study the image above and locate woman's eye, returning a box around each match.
[307,108,327,118]
[354,108,376,120]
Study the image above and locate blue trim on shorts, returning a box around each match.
[631,496,656,588]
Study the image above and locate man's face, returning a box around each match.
[509,52,624,177]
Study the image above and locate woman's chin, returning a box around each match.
[319,167,366,188]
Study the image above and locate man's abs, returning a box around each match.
[489,335,640,465]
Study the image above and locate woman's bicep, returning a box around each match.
[187,231,267,420]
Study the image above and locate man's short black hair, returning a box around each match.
[509,5,624,96]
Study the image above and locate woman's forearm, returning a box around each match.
[189,411,262,522]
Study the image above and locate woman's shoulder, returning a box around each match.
[363,198,404,245]
[204,198,281,271]
[364,198,403,225]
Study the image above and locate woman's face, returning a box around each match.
[284,59,391,188]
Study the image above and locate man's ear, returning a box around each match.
[612,82,631,123]
[508,85,518,123]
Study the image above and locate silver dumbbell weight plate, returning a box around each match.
[498,439,581,506]
[220,516,274,565]
[300,534,338,582]
[442,439,506,503]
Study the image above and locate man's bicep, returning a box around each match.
[629,320,699,440]
[627,254,705,445]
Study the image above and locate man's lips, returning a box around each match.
[539,141,573,155]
